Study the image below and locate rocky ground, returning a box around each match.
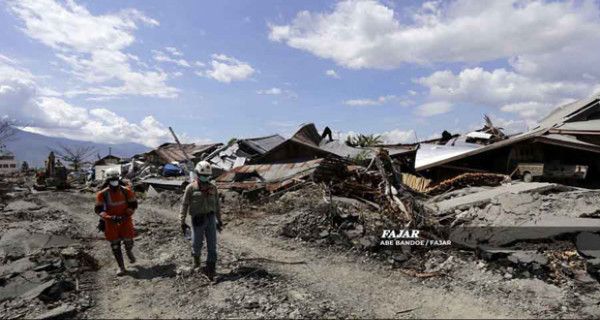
[1,183,600,319]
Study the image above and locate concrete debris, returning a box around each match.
[428,182,566,215]
[586,258,600,279]
[20,279,57,301]
[34,304,77,320]
[507,252,549,268]
[0,229,76,259]
[426,173,510,196]
[576,232,600,259]
[0,256,36,278]
[2,96,600,317]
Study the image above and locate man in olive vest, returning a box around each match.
[179,161,222,281]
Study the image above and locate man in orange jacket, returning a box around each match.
[95,168,138,276]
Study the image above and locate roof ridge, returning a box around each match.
[241,134,283,141]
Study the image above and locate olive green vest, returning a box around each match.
[188,183,219,217]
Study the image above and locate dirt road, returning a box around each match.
[24,191,540,319]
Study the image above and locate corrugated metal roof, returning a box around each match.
[292,123,322,146]
[416,94,600,171]
[238,134,285,154]
[550,119,600,134]
[416,143,481,169]
[149,143,222,163]
[416,129,546,171]
[318,140,374,159]
[216,158,324,191]
[535,134,600,153]
[536,94,600,129]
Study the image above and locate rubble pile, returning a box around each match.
[425,172,510,196]
[0,196,99,319]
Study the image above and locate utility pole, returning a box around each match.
[168,126,196,182]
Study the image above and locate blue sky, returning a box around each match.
[1,0,600,147]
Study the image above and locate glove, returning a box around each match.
[111,215,124,224]
[216,219,223,233]
[181,222,190,236]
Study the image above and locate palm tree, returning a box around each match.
[482,114,506,139]
[345,133,383,147]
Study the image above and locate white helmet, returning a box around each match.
[194,161,212,176]
[105,168,120,180]
[105,168,121,187]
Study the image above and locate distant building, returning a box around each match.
[94,154,121,166]
[0,149,18,174]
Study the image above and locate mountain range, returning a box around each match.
[4,129,150,168]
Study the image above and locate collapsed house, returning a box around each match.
[206,134,286,173]
[140,142,222,165]
[256,123,417,165]
[416,95,600,186]
[215,123,418,196]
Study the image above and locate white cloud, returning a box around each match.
[152,49,191,67]
[0,56,171,147]
[325,69,340,79]
[165,46,183,57]
[417,67,595,119]
[256,87,282,95]
[379,129,416,144]
[269,0,600,69]
[271,0,600,124]
[8,0,178,99]
[256,87,298,99]
[415,101,452,117]
[198,54,255,83]
[343,95,410,106]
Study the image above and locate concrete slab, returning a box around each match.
[430,182,563,214]
[34,304,76,320]
[21,279,56,300]
[576,232,600,259]
[0,257,35,278]
[0,229,76,259]
[451,216,600,248]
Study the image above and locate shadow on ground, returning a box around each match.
[216,266,276,284]
[129,263,177,280]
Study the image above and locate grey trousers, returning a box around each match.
[191,213,217,262]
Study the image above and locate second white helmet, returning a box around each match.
[194,161,212,176]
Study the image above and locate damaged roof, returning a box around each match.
[238,134,285,155]
[537,94,600,129]
[416,93,600,171]
[216,158,324,192]
[318,140,375,159]
[549,119,600,135]
[145,142,222,163]
[292,123,323,146]
[257,123,419,164]
[255,123,333,163]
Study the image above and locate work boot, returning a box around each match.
[124,240,136,264]
[205,261,216,282]
[193,256,201,270]
[111,242,127,276]
[125,249,136,264]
